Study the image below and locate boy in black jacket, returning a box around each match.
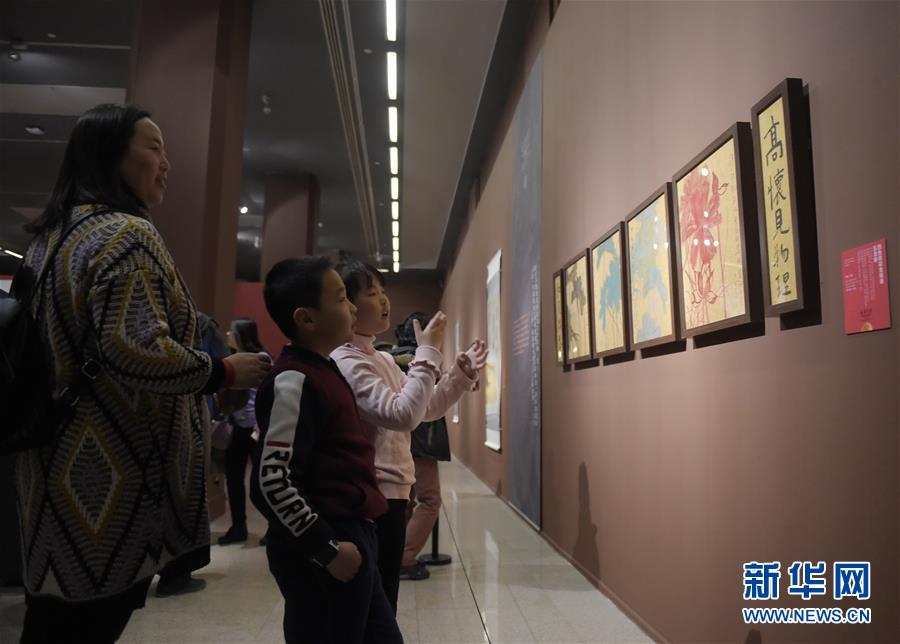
[251,256,403,644]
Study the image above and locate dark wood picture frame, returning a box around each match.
[624,183,681,351]
[671,122,763,338]
[553,269,567,366]
[562,249,594,364]
[751,77,817,317]
[589,222,630,360]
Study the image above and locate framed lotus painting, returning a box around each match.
[625,184,679,350]
[589,223,629,359]
[553,270,566,366]
[563,250,592,363]
[672,123,762,337]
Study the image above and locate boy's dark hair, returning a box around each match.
[335,258,385,303]
[264,256,333,339]
[27,103,152,234]
[395,312,430,348]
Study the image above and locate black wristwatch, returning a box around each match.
[311,539,341,567]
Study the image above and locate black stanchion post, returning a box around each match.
[417,516,452,566]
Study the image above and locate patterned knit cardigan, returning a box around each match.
[15,205,213,601]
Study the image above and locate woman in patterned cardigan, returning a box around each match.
[15,104,270,643]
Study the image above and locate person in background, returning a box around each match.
[218,317,269,546]
[391,313,453,581]
[14,103,270,643]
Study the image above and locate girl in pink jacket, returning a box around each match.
[331,259,487,614]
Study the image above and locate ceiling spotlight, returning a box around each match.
[364,48,373,55]
[393,261,400,273]
[47,33,57,39]
[391,201,399,220]
[261,94,271,105]
[318,221,324,228]
[388,107,398,142]
[386,0,397,42]
[7,51,21,62]
[390,177,399,200]
[262,106,272,116]
[240,206,249,214]
[24,126,44,136]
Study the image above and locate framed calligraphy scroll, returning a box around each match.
[672,123,763,337]
[590,223,629,359]
[625,184,680,350]
[563,249,593,363]
[553,270,566,365]
[751,78,818,316]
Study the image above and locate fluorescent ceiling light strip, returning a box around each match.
[393,250,400,262]
[393,261,400,273]
[391,177,399,200]
[390,146,399,175]
[387,52,398,100]
[388,107,398,142]
[391,201,399,220]
[392,237,399,251]
[386,0,397,42]
[392,221,399,236]
[5,249,23,259]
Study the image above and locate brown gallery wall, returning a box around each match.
[379,272,443,346]
[442,2,899,643]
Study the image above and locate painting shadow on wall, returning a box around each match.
[640,340,687,359]
[602,351,635,366]
[693,321,765,349]
[744,629,763,644]
[573,462,601,581]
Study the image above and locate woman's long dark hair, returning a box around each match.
[26,103,152,234]
[230,317,264,354]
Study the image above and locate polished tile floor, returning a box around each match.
[0,459,650,643]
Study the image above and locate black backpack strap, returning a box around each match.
[28,209,115,408]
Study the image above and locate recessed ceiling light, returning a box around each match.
[24,126,44,136]
[374,160,381,166]
[47,33,57,39]
[318,222,324,228]
[8,52,21,62]
[364,48,373,55]
[240,206,249,214]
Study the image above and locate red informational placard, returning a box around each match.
[842,239,891,335]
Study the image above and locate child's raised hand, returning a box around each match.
[414,311,447,349]
[457,339,488,379]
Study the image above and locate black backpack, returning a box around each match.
[0,211,107,454]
